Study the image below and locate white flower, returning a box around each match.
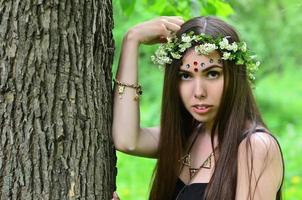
[151,46,173,65]
[153,56,172,65]
[171,52,182,59]
[151,33,260,82]
[247,61,260,75]
[178,42,192,52]
[195,43,218,55]
[239,42,247,52]
[222,52,231,60]
[252,61,260,70]
[181,34,192,43]
[154,48,167,58]
[226,42,238,52]
[190,35,198,41]
[219,37,229,49]
[151,55,156,62]
[163,57,172,64]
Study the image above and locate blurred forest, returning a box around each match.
[112,0,302,199]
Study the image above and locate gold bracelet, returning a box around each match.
[113,78,142,101]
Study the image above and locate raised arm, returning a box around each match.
[112,17,184,158]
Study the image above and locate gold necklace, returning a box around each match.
[180,151,214,179]
[179,125,216,180]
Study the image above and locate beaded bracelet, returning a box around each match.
[113,78,142,101]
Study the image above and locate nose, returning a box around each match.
[194,79,207,99]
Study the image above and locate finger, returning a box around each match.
[158,36,168,43]
[162,16,184,26]
[163,21,181,33]
[162,15,184,21]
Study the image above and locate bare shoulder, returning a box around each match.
[237,130,284,193]
[239,131,282,161]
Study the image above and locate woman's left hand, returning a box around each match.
[112,191,120,200]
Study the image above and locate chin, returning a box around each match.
[190,112,215,124]
[191,114,208,123]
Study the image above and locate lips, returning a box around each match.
[191,104,213,114]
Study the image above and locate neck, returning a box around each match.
[203,121,216,136]
[197,121,218,149]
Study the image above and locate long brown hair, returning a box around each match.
[149,16,283,200]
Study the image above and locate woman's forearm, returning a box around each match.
[112,29,141,152]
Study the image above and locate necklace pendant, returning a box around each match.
[201,154,212,169]
[181,154,191,167]
[189,167,199,178]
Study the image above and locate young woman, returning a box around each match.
[112,16,284,200]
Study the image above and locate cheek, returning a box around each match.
[179,83,191,102]
[178,84,185,100]
[215,79,224,102]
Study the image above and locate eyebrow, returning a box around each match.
[179,65,223,73]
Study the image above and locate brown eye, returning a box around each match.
[179,72,191,80]
[207,71,220,79]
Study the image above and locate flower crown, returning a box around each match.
[151,32,260,81]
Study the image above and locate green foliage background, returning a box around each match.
[112,0,302,199]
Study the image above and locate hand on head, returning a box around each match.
[127,16,184,45]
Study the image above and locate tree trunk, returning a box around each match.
[0,0,116,199]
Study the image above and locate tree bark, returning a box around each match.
[0,0,116,199]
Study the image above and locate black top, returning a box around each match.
[172,128,280,200]
[172,178,207,200]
